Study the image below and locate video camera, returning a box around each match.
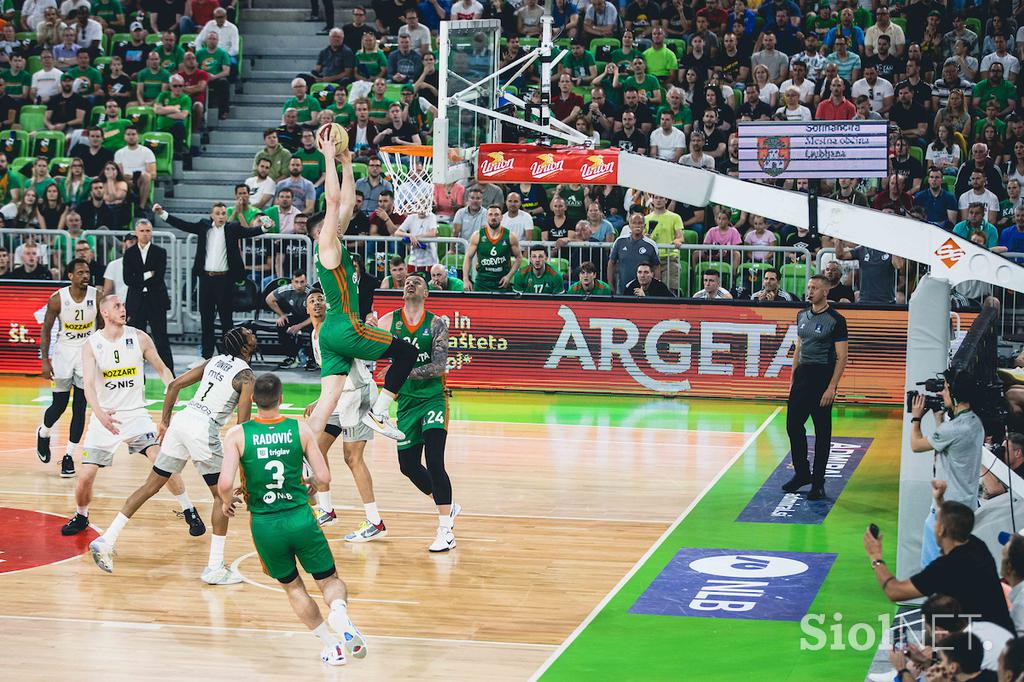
[906,377,946,414]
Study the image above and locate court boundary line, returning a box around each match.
[0,613,559,650]
[528,406,783,681]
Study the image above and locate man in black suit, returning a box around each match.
[153,202,269,360]
[123,218,175,372]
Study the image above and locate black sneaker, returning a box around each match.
[61,513,89,535]
[807,486,826,501]
[305,358,319,371]
[781,475,812,493]
[60,454,75,478]
[36,427,51,463]
[277,357,299,369]
[179,508,207,536]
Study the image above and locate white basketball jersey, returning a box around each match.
[185,354,249,427]
[57,286,97,348]
[311,326,371,388]
[89,326,146,415]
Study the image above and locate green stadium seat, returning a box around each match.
[126,105,154,134]
[588,37,620,56]
[664,38,687,59]
[27,55,42,74]
[87,104,105,127]
[94,56,112,73]
[682,229,698,245]
[442,253,463,270]
[15,32,35,43]
[891,17,907,32]
[351,162,368,180]
[0,130,29,160]
[48,156,72,178]
[780,262,810,299]
[737,262,773,294]
[145,33,161,45]
[966,17,982,37]
[179,33,197,49]
[10,155,34,177]
[384,83,404,102]
[436,222,452,238]
[18,105,47,133]
[548,257,570,278]
[908,145,923,165]
[942,175,957,194]
[111,32,130,48]
[30,130,65,159]
[141,132,174,177]
[520,37,540,49]
[677,260,690,296]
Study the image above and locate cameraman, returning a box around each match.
[910,372,985,569]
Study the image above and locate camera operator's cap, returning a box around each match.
[401,84,414,92]
[130,21,145,31]
[60,72,74,81]
[122,232,138,242]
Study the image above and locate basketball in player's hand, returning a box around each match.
[316,122,349,157]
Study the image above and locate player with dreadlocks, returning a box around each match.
[89,327,258,584]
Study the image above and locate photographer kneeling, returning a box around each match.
[909,372,985,569]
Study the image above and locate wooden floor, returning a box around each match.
[0,399,750,680]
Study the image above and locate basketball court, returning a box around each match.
[0,375,902,679]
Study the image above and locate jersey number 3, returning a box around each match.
[264,460,285,490]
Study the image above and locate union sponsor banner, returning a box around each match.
[372,293,941,404]
[0,281,61,375]
[476,144,620,184]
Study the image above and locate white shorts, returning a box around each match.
[334,372,377,443]
[51,343,85,391]
[157,412,223,475]
[81,411,159,466]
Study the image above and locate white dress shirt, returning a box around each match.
[204,225,229,272]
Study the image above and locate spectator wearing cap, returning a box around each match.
[252,129,292,182]
[282,77,320,124]
[307,28,354,88]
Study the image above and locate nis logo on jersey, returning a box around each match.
[102,366,137,389]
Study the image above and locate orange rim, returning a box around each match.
[380,145,435,157]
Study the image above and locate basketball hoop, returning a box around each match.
[378,145,438,215]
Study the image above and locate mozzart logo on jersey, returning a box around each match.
[629,548,837,621]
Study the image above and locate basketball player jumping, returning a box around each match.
[302,288,387,540]
[88,328,258,583]
[61,295,203,536]
[38,259,99,478]
[306,130,418,442]
[372,273,459,552]
[219,373,367,666]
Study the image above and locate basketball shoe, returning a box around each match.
[328,608,367,659]
[89,537,115,573]
[201,564,243,585]
[429,526,456,553]
[316,508,337,526]
[360,410,404,440]
[345,519,387,542]
[320,642,347,666]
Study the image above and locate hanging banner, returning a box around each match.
[476,144,621,184]
[738,121,888,180]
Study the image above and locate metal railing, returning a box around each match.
[239,233,316,290]
[0,228,74,277]
[816,247,930,305]
[337,235,471,282]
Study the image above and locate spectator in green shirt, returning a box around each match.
[291,128,326,190]
[561,39,597,86]
[282,77,321,124]
[226,183,261,225]
[91,0,126,37]
[195,32,231,120]
[154,75,191,151]
[132,51,170,106]
[354,31,387,82]
[327,86,355,125]
[428,263,465,291]
[609,30,643,71]
[659,86,693,127]
[567,261,612,295]
[366,76,393,125]
[152,31,185,72]
[2,54,33,105]
[512,245,566,293]
[973,62,1016,118]
[614,57,663,106]
[99,99,131,150]
[643,27,678,81]
[0,153,24,204]
[66,51,104,104]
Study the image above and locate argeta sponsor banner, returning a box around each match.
[0,281,61,375]
[371,293,926,404]
[738,121,888,180]
[476,144,620,184]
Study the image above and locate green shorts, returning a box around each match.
[319,313,394,378]
[397,393,448,449]
[250,504,335,581]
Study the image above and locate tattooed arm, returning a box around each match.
[407,316,449,380]
[232,369,256,424]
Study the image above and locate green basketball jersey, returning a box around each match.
[240,418,306,514]
[568,279,612,295]
[390,309,444,400]
[474,226,512,291]
[314,243,359,320]
[511,265,565,294]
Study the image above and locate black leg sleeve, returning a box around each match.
[43,391,71,428]
[69,385,87,443]
[423,428,452,507]
[397,443,433,496]
[380,337,418,396]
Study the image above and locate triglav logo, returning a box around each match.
[479,151,515,177]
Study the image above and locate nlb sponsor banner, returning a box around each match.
[738,121,888,180]
[371,293,925,404]
[736,437,873,524]
[476,144,620,184]
[0,281,61,374]
[629,548,837,621]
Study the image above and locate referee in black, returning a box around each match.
[783,274,849,500]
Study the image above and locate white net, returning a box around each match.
[379,148,434,215]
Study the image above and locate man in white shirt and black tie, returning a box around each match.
[124,218,175,372]
[153,202,269,361]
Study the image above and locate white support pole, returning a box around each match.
[539,16,554,144]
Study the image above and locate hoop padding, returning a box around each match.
[379,148,434,215]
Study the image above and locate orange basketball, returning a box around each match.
[316,122,349,157]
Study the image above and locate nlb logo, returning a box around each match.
[936,237,966,268]
[690,554,809,579]
[579,155,615,181]
[530,153,566,179]
[479,151,515,177]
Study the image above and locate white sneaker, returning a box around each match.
[316,508,337,526]
[360,410,405,440]
[449,501,461,527]
[345,519,387,542]
[328,609,367,659]
[320,642,347,666]
[201,563,243,585]
[89,537,114,573]
[428,526,456,553]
